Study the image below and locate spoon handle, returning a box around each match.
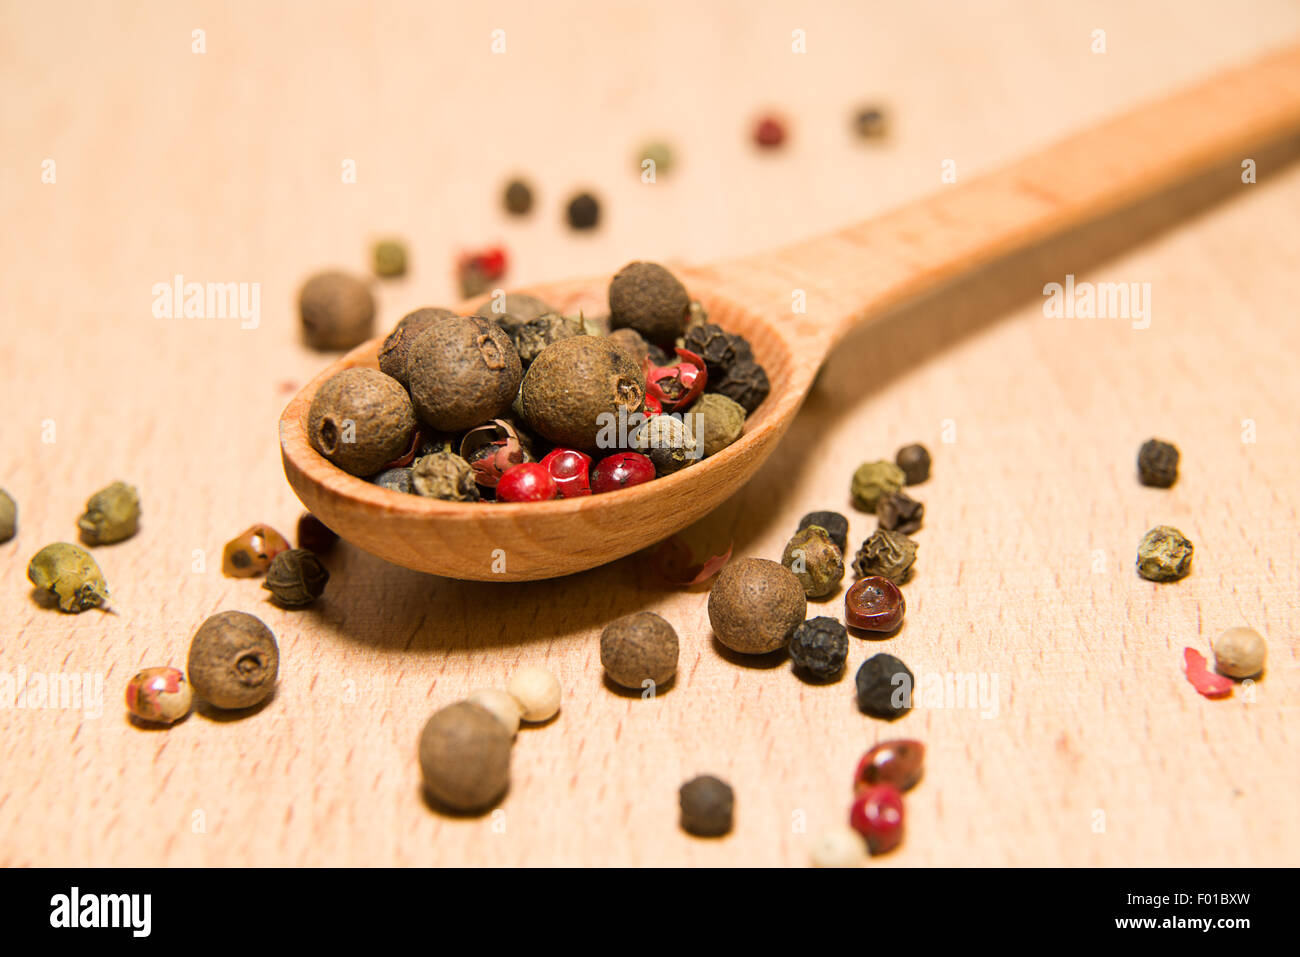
[695,42,1300,358]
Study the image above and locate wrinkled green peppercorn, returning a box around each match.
[508,312,584,367]
[77,481,140,545]
[519,336,645,450]
[853,529,917,585]
[708,557,807,654]
[609,261,691,346]
[187,610,279,710]
[682,322,753,379]
[600,612,679,689]
[406,317,523,432]
[1138,438,1180,488]
[0,488,16,543]
[308,368,418,477]
[876,490,923,534]
[373,466,415,494]
[689,393,746,457]
[1136,525,1193,582]
[262,548,330,607]
[679,775,734,837]
[789,617,849,681]
[895,444,931,485]
[419,701,513,812]
[856,653,915,720]
[630,415,699,475]
[298,270,375,351]
[372,239,407,278]
[378,307,457,386]
[851,460,906,512]
[411,452,480,502]
[503,179,533,215]
[797,511,849,553]
[27,542,109,613]
[782,526,845,599]
[711,358,769,414]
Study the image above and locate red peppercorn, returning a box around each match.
[644,348,707,412]
[642,394,664,416]
[591,452,656,494]
[496,463,557,502]
[845,576,905,632]
[539,448,592,498]
[753,115,786,148]
[849,784,904,855]
[855,740,925,793]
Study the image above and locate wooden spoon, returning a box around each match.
[281,44,1300,581]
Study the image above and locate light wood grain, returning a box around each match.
[2,0,1298,867]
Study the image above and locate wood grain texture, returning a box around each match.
[1,0,1298,866]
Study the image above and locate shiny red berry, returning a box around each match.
[642,394,663,416]
[845,576,906,632]
[754,115,786,148]
[539,448,592,498]
[849,784,904,855]
[591,452,656,493]
[855,740,925,793]
[496,463,557,502]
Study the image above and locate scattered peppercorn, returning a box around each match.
[753,115,786,148]
[853,529,917,585]
[496,462,558,502]
[411,452,480,502]
[1184,647,1233,698]
[125,667,193,725]
[708,557,807,655]
[27,542,109,613]
[378,307,457,386]
[1138,438,1180,488]
[0,488,15,543]
[876,489,924,534]
[187,610,279,710]
[679,775,734,837]
[406,317,522,432]
[1136,525,1193,582]
[307,368,417,477]
[296,511,337,555]
[419,701,513,812]
[782,526,845,599]
[503,178,534,215]
[76,480,140,545]
[590,452,656,493]
[601,612,679,690]
[689,393,746,458]
[609,262,691,346]
[372,239,407,278]
[518,336,645,450]
[849,784,904,854]
[855,653,914,719]
[456,246,508,299]
[810,826,867,867]
[711,357,770,414]
[853,106,888,140]
[797,511,849,553]
[465,688,523,737]
[845,576,906,632]
[222,523,290,578]
[630,414,699,475]
[262,548,330,607]
[855,739,925,792]
[1212,626,1266,679]
[851,460,906,512]
[507,665,561,722]
[637,140,675,177]
[566,191,600,230]
[788,617,849,682]
[298,270,375,351]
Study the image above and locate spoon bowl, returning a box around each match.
[281,44,1300,580]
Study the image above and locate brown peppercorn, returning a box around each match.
[781,526,845,598]
[377,307,457,386]
[298,270,375,351]
[708,557,807,654]
[503,179,533,215]
[262,548,330,607]
[607,327,657,364]
[600,612,679,690]
[1138,438,1179,488]
[411,451,480,502]
[187,611,279,710]
[518,336,646,450]
[876,490,924,534]
[853,529,918,585]
[895,444,931,485]
[609,261,691,346]
[679,775,734,837]
[307,368,417,477]
[1212,626,1266,679]
[406,317,522,432]
[418,701,512,812]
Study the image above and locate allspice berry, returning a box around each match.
[187,611,279,710]
[781,526,845,598]
[708,557,807,654]
[77,480,141,545]
[608,261,690,346]
[518,336,645,450]
[1212,627,1266,679]
[851,460,906,512]
[600,612,679,690]
[262,548,329,607]
[299,270,375,351]
[378,307,457,386]
[418,702,512,812]
[411,451,480,502]
[406,317,522,432]
[690,393,746,457]
[308,368,417,477]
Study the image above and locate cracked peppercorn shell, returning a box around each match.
[708,557,807,654]
[1136,525,1193,582]
[600,612,679,690]
[222,523,290,578]
[298,270,375,351]
[895,444,931,485]
[788,617,849,681]
[876,490,924,534]
[187,611,279,710]
[711,357,770,414]
[797,511,848,553]
[1212,627,1266,678]
[406,317,522,432]
[518,336,645,450]
[1137,438,1180,488]
[781,526,845,599]
[262,548,330,608]
[855,653,915,720]
[411,452,479,502]
[418,702,513,812]
[77,480,140,545]
[378,307,458,386]
[608,261,691,346]
[679,775,734,837]
[851,460,906,512]
[853,529,918,585]
[308,368,417,477]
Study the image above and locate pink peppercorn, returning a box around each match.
[849,784,904,855]
[496,463,557,502]
[591,452,656,494]
[753,115,786,148]
[855,740,925,792]
[845,576,905,632]
[539,448,592,498]
[125,666,193,725]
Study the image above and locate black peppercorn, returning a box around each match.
[682,322,753,379]
[876,490,924,534]
[503,178,533,215]
[797,511,849,553]
[855,653,914,720]
[1137,438,1179,488]
[679,775,734,837]
[895,444,931,485]
[788,617,849,682]
[566,191,600,230]
[712,357,770,414]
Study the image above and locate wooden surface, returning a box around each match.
[2,0,1298,866]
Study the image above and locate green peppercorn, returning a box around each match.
[187,611,279,710]
[1138,438,1179,488]
[1136,525,1193,582]
[411,451,480,502]
[262,548,330,607]
[378,307,457,386]
[876,490,923,534]
[0,488,18,543]
[27,542,109,613]
[503,179,533,215]
[637,141,675,176]
[852,529,917,585]
[519,336,646,450]
[77,481,140,545]
[419,701,513,812]
[630,414,699,475]
[895,444,931,485]
[609,261,691,346]
[298,270,375,351]
[708,557,806,654]
[851,460,906,512]
[781,526,845,599]
[308,368,418,477]
[690,393,746,457]
[600,612,679,690]
[406,317,523,432]
[372,239,407,278]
